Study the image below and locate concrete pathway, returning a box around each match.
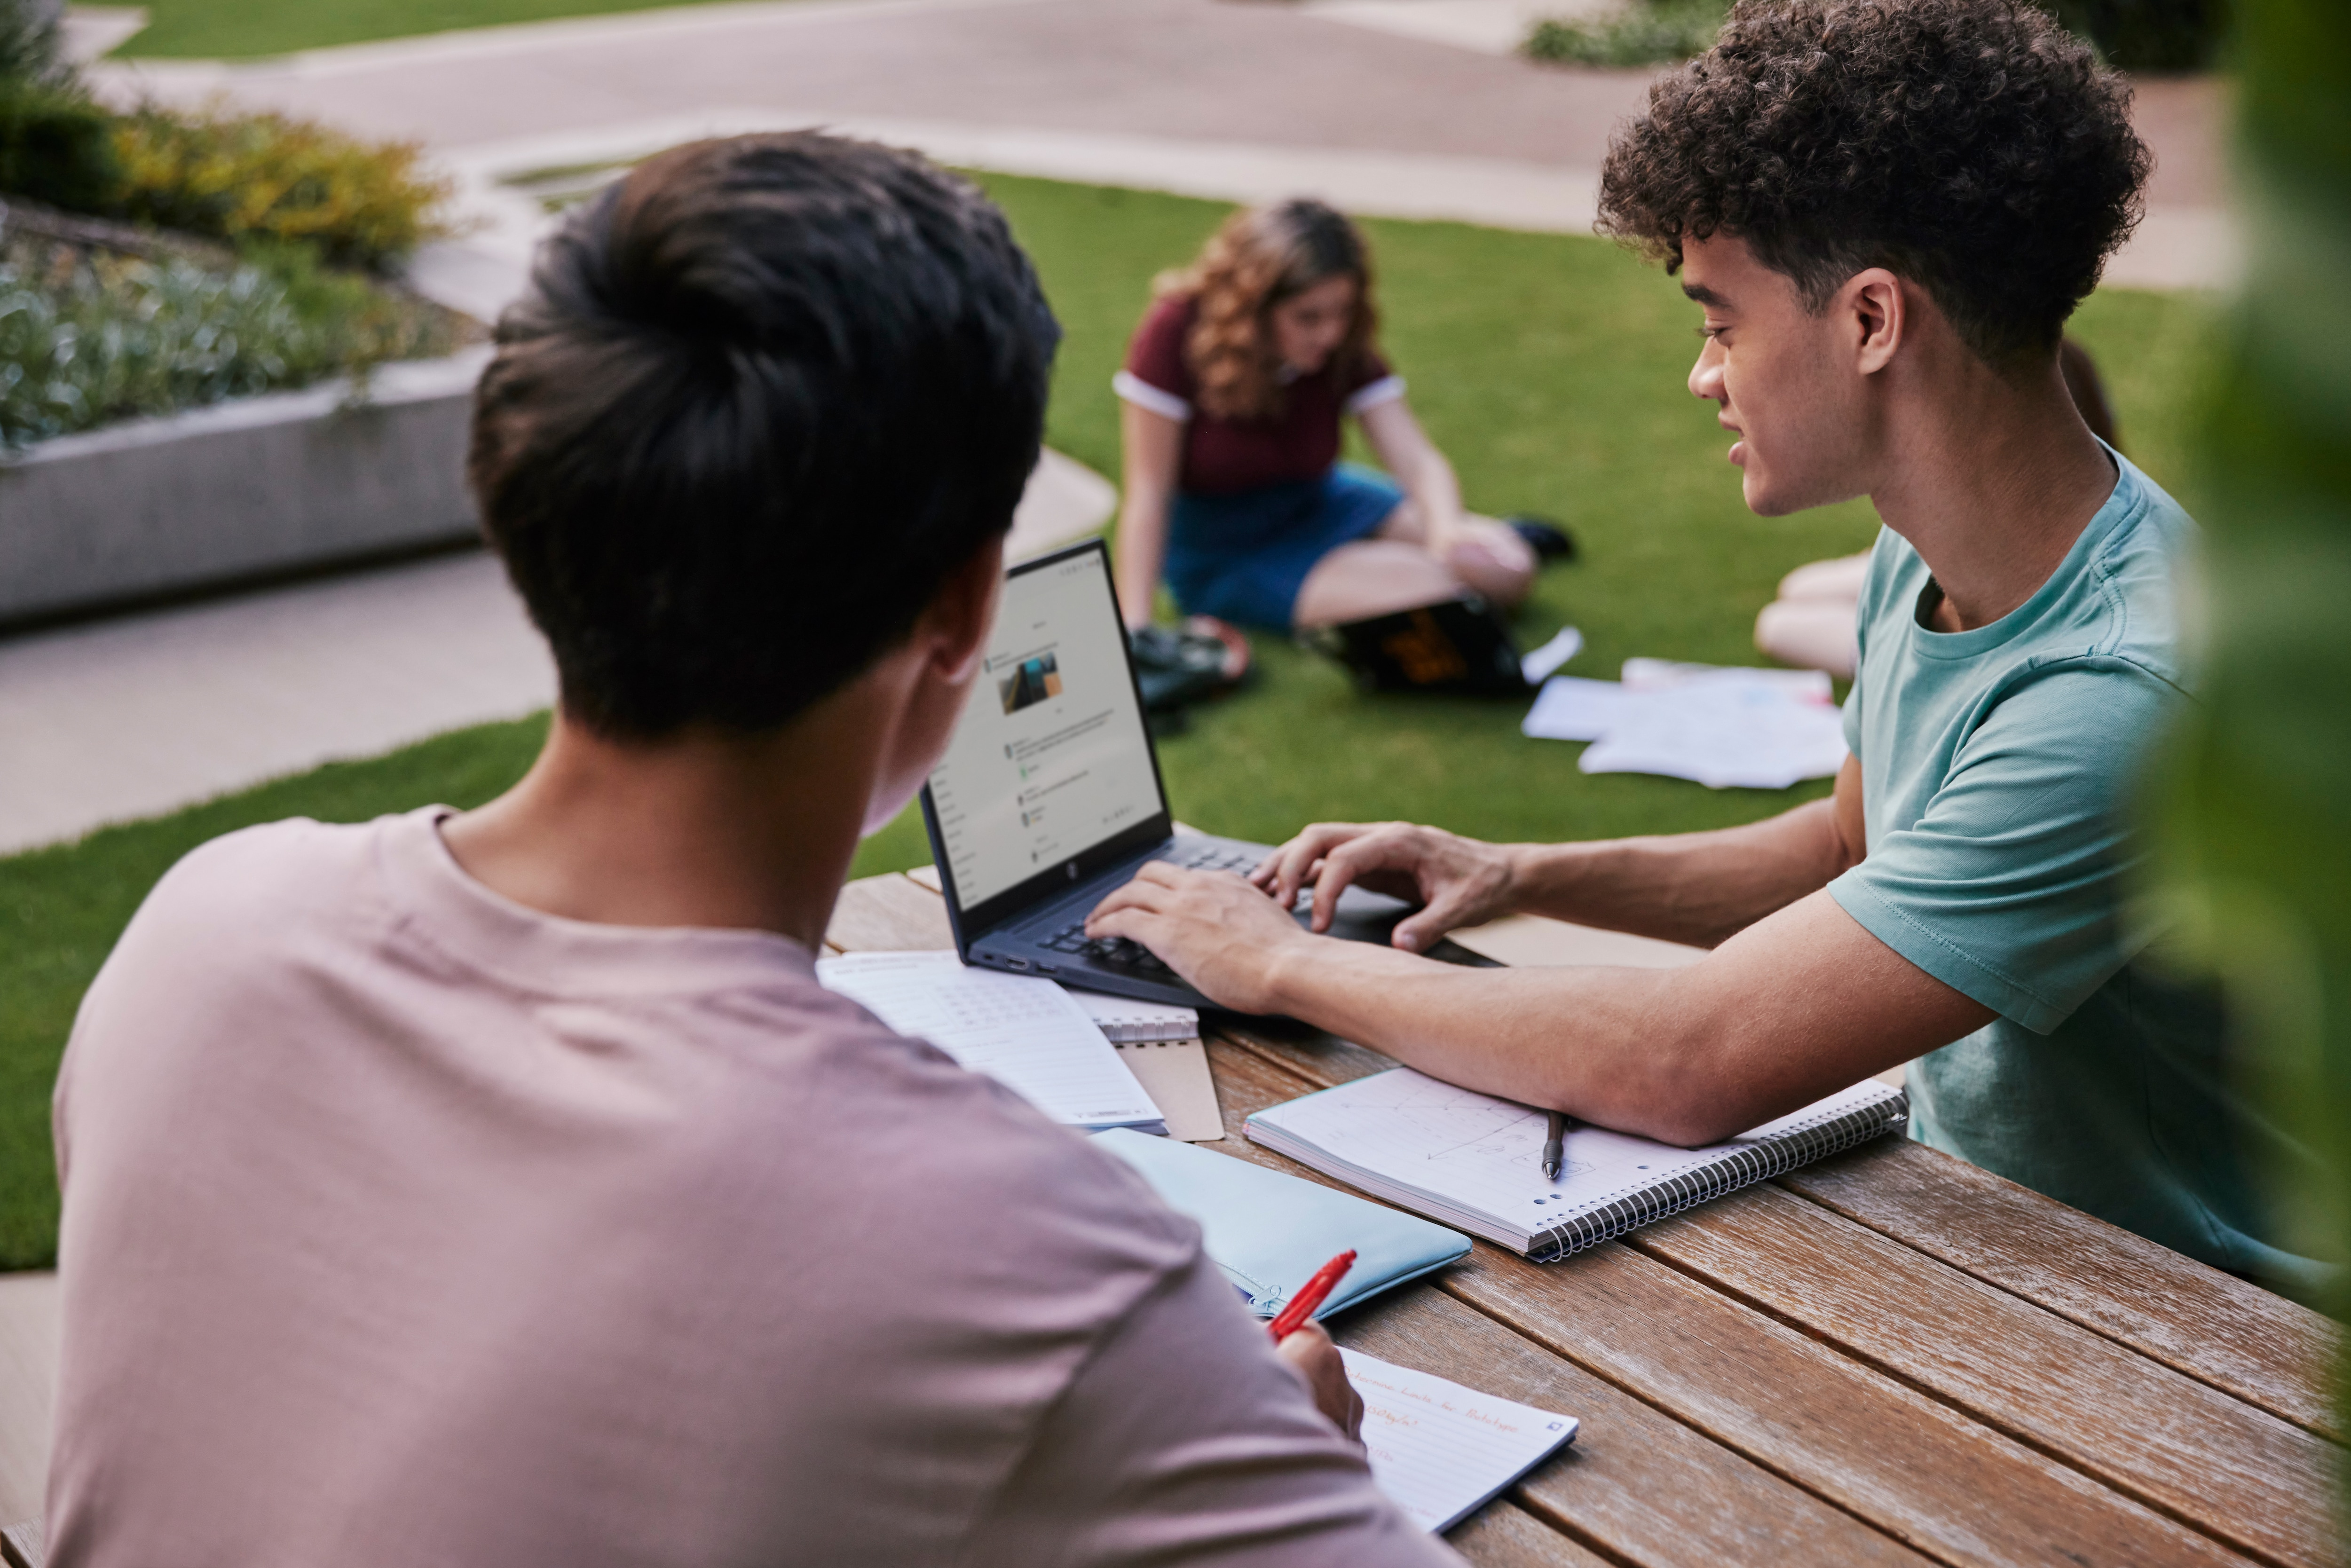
[89,0,2236,292]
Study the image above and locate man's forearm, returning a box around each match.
[1503,797,1850,949]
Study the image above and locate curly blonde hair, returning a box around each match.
[1156,199,1379,423]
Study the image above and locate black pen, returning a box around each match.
[1541,1110,1570,1181]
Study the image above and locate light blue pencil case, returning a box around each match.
[1094,1128,1472,1319]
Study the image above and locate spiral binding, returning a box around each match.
[1526,1092,1910,1262]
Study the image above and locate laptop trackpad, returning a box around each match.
[1303,883,1412,946]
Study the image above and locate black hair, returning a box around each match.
[1596,0,2151,367]
[468,132,1059,738]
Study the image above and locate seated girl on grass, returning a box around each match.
[1111,198,1566,634]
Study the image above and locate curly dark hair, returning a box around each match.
[1596,0,2152,366]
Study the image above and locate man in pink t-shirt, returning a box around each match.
[46,134,1456,1568]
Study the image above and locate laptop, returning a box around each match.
[919,538,1414,1008]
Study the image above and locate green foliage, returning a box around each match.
[0,233,463,448]
[0,0,63,86]
[0,174,2216,1270]
[1523,0,1728,67]
[111,104,452,270]
[0,80,119,211]
[2153,0,2351,1333]
[117,0,797,59]
[2043,0,2232,71]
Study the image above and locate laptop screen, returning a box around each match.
[923,541,1170,917]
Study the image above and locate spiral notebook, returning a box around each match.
[1247,1069,1908,1261]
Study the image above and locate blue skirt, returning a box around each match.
[1163,464,1406,630]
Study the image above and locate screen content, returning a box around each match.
[927,548,1164,910]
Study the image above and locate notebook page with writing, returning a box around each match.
[816,951,1163,1132]
[1250,1069,1904,1256]
[1338,1348,1578,1533]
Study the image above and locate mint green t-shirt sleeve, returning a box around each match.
[1828,661,2182,1034]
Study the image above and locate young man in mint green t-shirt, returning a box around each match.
[1080,0,2334,1297]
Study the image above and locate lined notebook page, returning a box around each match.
[816,951,1162,1131]
[1338,1348,1578,1533]
[1259,1071,1896,1240]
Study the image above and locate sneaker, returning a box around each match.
[1507,516,1577,562]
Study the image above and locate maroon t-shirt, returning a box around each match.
[1116,295,1402,496]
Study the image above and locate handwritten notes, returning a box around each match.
[1338,1348,1578,1532]
[815,951,1163,1132]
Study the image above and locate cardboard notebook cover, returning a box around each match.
[1094,1129,1471,1318]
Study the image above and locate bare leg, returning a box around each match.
[1775,551,1871,603]
[1291,540,1465,628]
[1754,599,1859,677]
[1373,500,1538,608]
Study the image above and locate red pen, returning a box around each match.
[1267,1250,1357,1342]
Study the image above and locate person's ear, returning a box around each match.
[1846,268,1905,375]
[927,535,1005,686]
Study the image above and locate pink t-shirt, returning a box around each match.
[48,809,1454,1568]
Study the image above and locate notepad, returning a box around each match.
[1339,1349,1578,1533]
[817,951,1164,1133]
[1248,1069,1908,1260]
[1109,1037,1223,1141]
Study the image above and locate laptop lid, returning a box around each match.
[919,539,1175,949]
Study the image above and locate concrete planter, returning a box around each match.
[0,347,492,627]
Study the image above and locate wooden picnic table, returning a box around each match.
[828,869,2345,1568]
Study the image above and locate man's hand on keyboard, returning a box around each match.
[1083,862,1313,1015]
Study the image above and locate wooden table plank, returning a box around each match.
[1209,1047,1939,1567]
[1212,1013,1401,1086]
[1445,1243,2256,1568]
[1631,1182,2339,1568]
[821,874,955,953]
[1446,1500,1613,1568]
[1779,1139,2343,1441]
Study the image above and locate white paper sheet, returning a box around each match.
[1519,676,1633,741]
[1578,678,1848,789]
[1621,657,1832,701]
[1523,660,1846,788]
[1338,1347,1579,1533]
[1518,624,1584,686]
[816,951,1163,1131]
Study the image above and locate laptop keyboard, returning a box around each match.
[1035,842,1262,975]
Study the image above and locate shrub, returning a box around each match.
[0,0,63,88]
[0,232,465,448]
[0,82,120,212]
[111,103,453,270]
[2042,0,2231,71]
[1524,0,1729,67]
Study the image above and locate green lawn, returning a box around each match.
[0,173,2216,1268]
[115,0,792,58]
